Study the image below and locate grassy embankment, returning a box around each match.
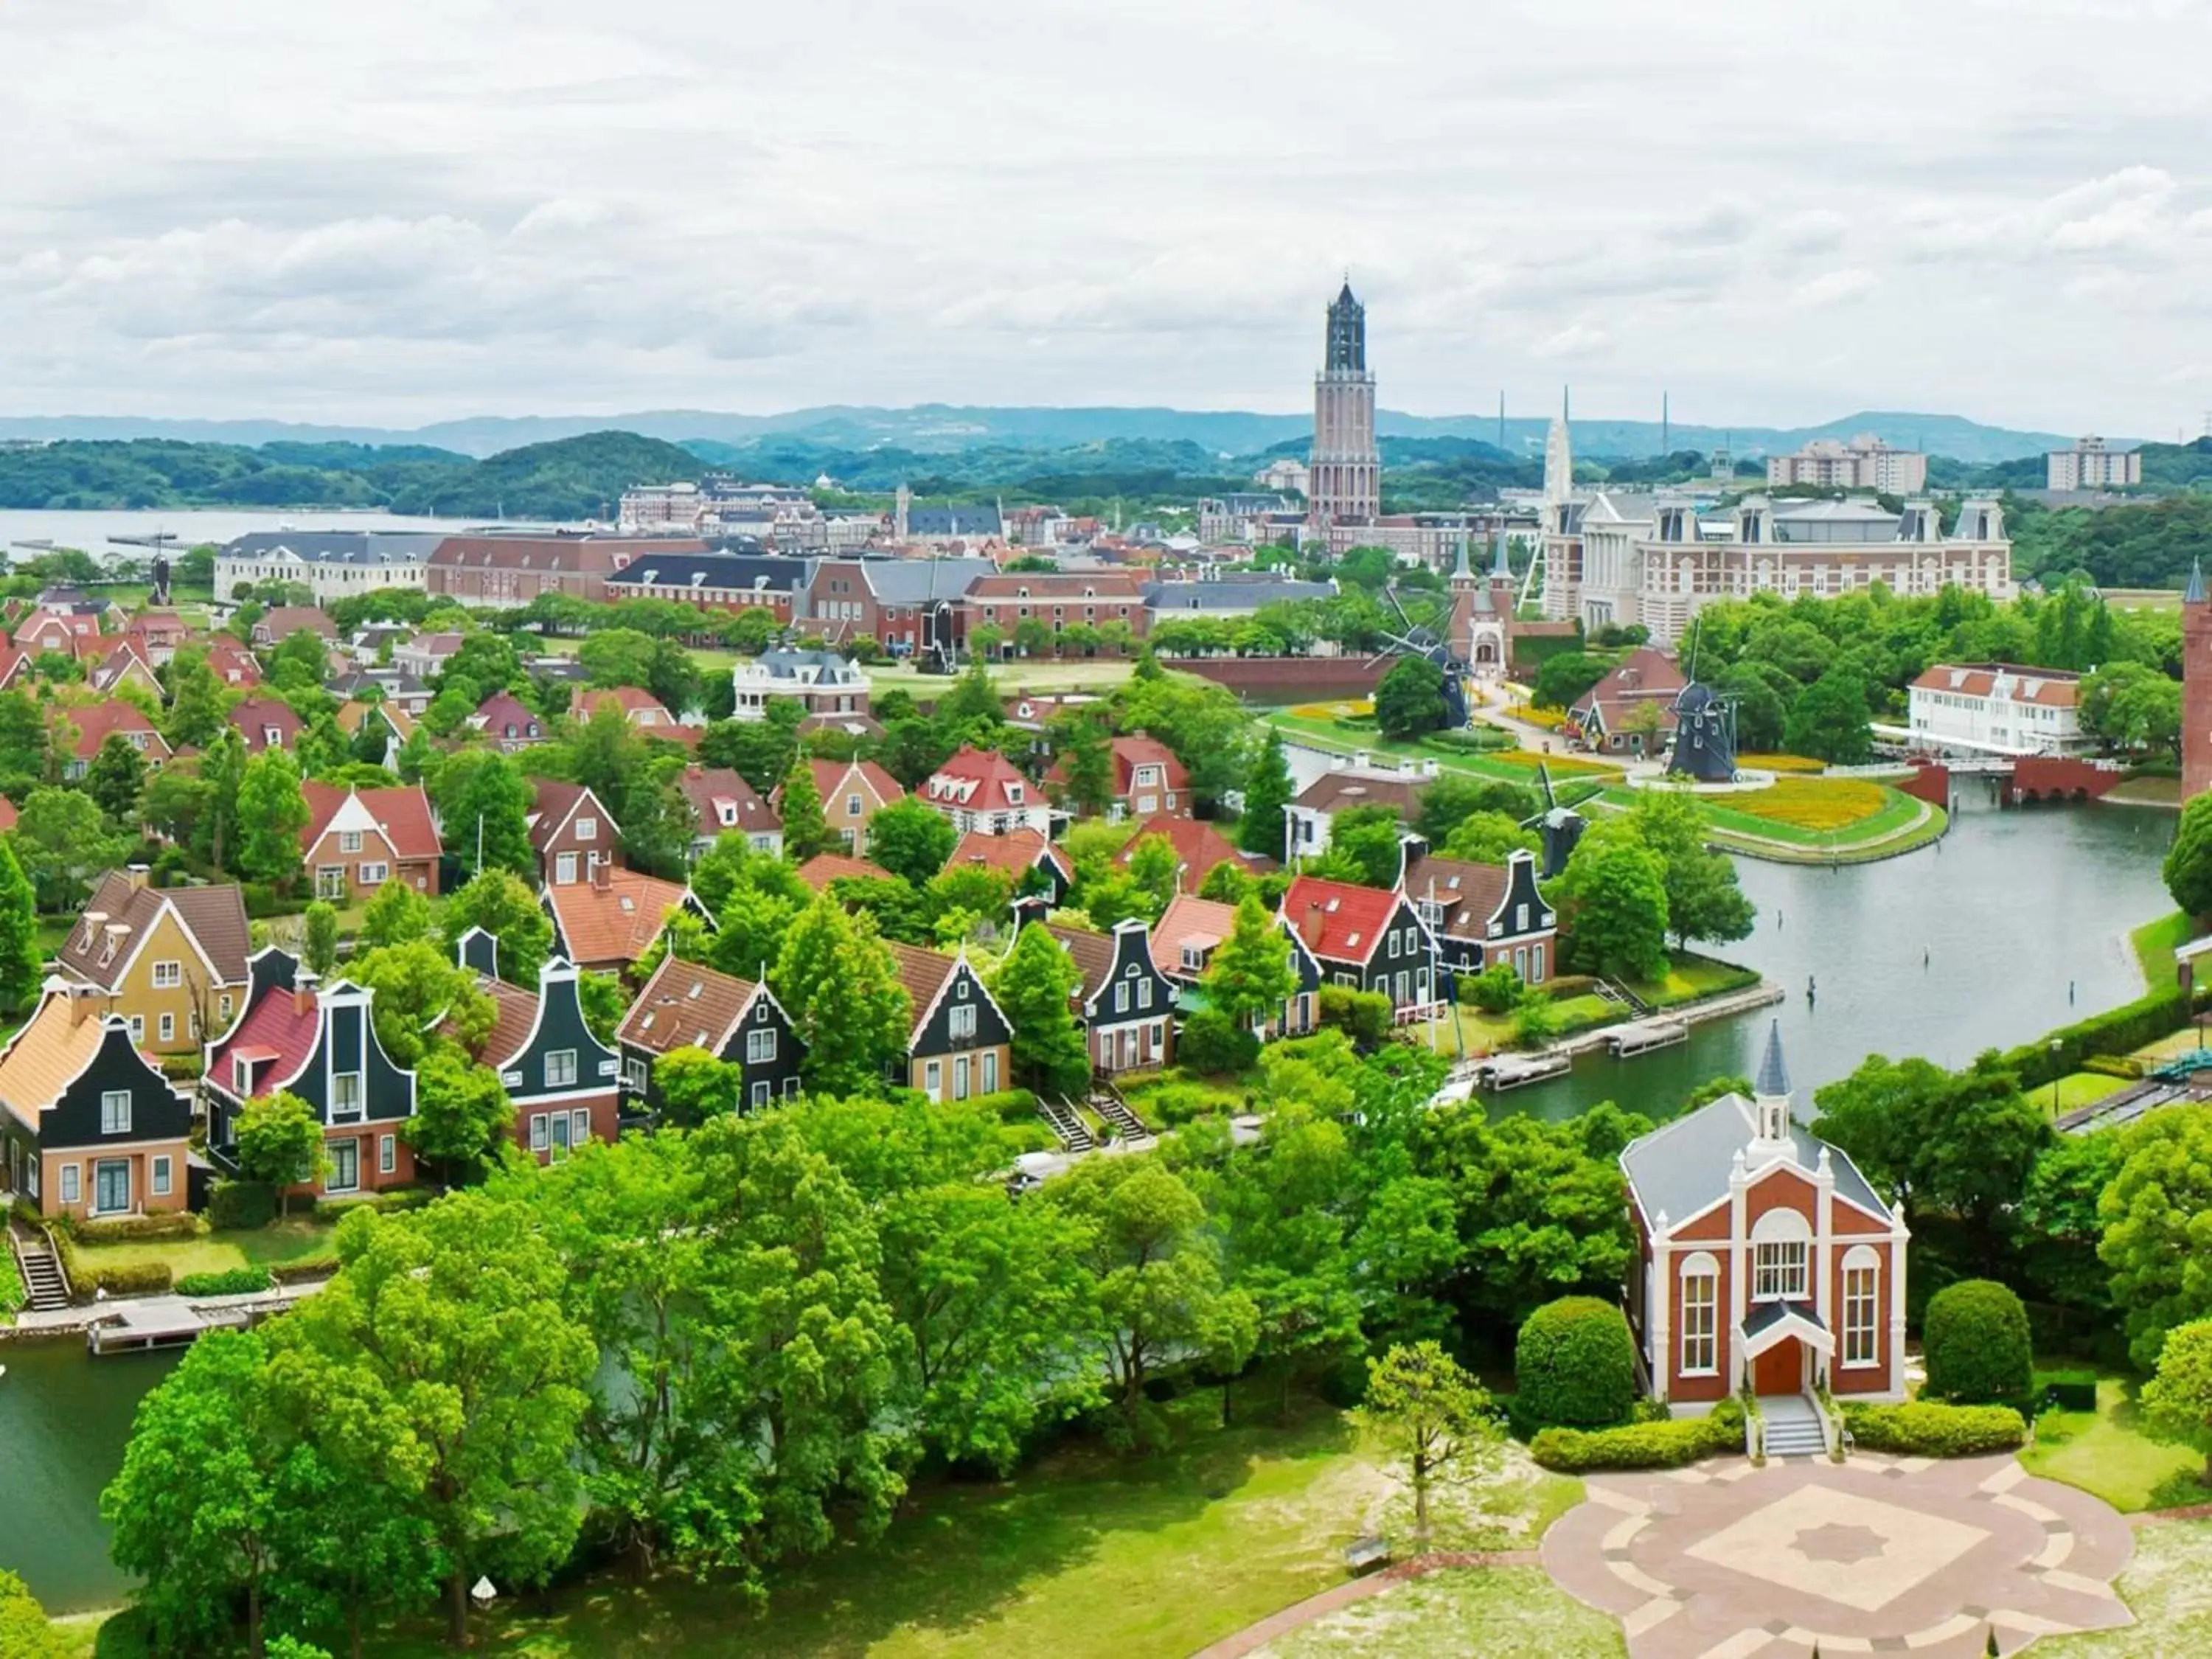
[82,1388,1584,1659]
[2023,1377,2212,1514]
[1265,711,1620,787]
[66,1217,343,1281]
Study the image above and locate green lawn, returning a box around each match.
[1618,953,1761,1009]
[1264,713,1618,787]
[2045,1071,2132,1115]
[2036,1519,2212,1658]
[71,1219,338,1280]
[1258,1565,1626,1659]
[361,1396,1387,1658]
[2021,1377,2212,1513]
[1118,1066,1259,1124]
[2129,911,2192,992]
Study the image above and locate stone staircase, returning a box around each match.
[11,1224,69,1313]
[1089,1085,1154,1145]
[1761,1393,1828,1459]
[1037,1096,1095,1153]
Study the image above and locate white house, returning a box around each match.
[1905,664,2086,757]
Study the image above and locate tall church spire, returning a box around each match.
[1750,1020,1795,1152]
[1325,281,1366,373]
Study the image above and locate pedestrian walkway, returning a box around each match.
[1543,1451,2135,1657]
[10,1275,325,1339]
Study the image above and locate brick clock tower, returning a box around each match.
[1309,281,1380,532]
[2187,560,2212,803]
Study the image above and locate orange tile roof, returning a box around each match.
[616,955,762,1057]
[796,852,894,891]
[0,989,114,1135]
[546,871,693,969]
[948,827,1071,882]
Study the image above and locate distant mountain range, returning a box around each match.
[0,406,2116,465]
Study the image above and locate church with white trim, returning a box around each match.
[1618,1024,1909,1412]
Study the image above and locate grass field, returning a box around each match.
[2021,1377,2212,1513]
[71,1219,337,1280]
[1257,1566,1627,1659]
[2045,1071,2132,1114]
[1618,954,1762,1009]
[118,1389,1571,1659]
[1265,712,1621,785]
[2129,911,2192,992]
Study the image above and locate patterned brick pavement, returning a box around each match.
[1542,1452,2135,1658]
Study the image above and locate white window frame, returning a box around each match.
[1678,1251,1719,1376]
[379,1133,396,1175]
[151,959,182,990]
[745,1029,776,1064]
[331,1071,364,1120]
[329,1138,360,1193]
[153,1155,173,1197]
[571,1108,590,1146]
[529,1113,550,1152]
[574,817,598,841]
[159,1012,175,1043]
[1842,1245,1881,1368]
[60,1164,80,1206]
[924,1058,942,1096]
[339,830,364,854]
[948,1004,978,1042]
[556,852,577,884]
[101,1090,132,1135]
[359,861,389,886]
[1752,1238,1810,1302]
[544,1049,578,1088]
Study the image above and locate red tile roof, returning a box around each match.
[616,955,762,1057]
[807,757,903,808]
[300,783,442,861]
[1152,894,1239,978]
[60,703,173,762]
[881,941,956,1038]
[1908,663,2079,709]
[1054,733,1189,800]
[228,698,305,753]
[473,692,546,742]
[924,745,1036,814]
[948,827,1071,883]
[678,765,780,841]
[577,686,677,726]
[528,780,619,854]
[1281,874,1402,966]
[546,870,692,969]
[207,981,322,1099]
[1113,815,1256,885]
[256,607,336,640]
[796,852,894,891]
[1043,922,1117,1003]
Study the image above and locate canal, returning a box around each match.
[0,794,2177,1617]
[1498,792,2176,1120]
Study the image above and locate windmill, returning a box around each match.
[1666,616,1739,783]
[1522,764,1593,877]
[1366,582,1472,728]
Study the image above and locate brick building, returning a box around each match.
[425,535,703,608]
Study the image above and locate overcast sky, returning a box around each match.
[7,0,2212,434]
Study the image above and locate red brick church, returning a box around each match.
[1619,1024,1908,1413]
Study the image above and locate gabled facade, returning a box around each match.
[454,931,623,1163]
[203,954,420,1198]
[1281,874,1443,1016]
[529,780,625,888]
[0,980,196,1220]
[947,828,1073,917]
[1402,846,1555,986]
[615,954,806,1116]
[471,691,547,752]
[793,758,901,855]
[731,649,870,721]
[678,764,783,859]
[1621,1026,1907,1413]
[56,870,253,1055]
[59,704,173,780]
[228,698,305,754]
[922,745,1051,835]
[1047,733,1189,822]
[89,639,161,696]
[1152,894,1321,1040]
[1046,919,1175,1076]
[300,783,442,902]
[1283,759,1433,856]
[884,941,1013,1102]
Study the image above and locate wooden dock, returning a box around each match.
[1607,1020,1689,1058]
[1477,1052,1573,1091]
[86,1294,297,1357]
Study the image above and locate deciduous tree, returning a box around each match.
[302,901,340,977]
[1553,819,1669,980]
[1203,894,1298,1034]
[406,1045,515,1178]
[439,868,554,988]
[1355,1340,1504,1541]
[236,748,313,890]
[866,796,957,888]
[992,922,1089,1098]
[13,786,131,911]
[2141,1318,2212,1484]
[358,876,433,952]
[2099,1110,2212,1371]
[0,839,42,1015]
[1239,727,1294,861]
[773,892,913,1096]
[235,1091,327,1217]
[778,751,832,860]
[1374,655,1451,741]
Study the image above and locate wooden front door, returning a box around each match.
[1753,1338,1801,1397]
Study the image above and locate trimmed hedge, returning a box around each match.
[316,1186,437,1220]
[1923,1280,2034,1405]
[208,1180,279,1232]
[2000,985,2199,1088]
[970,1088,1039,1125]
[2038,1371,2100,1415]
[175,1266,276,1298]
[271,1255,340,1284]
[2081,1054,2143,1080]
[1841,1402,2026,1456]
[1532,1399,1745,1472]
[1516,1298,1640,1429]
[66,1212,199,1245]
[72,1259,174,1299]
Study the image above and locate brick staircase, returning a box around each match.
[1037,1096,1095,1153]
[1090,1085,1154,1145]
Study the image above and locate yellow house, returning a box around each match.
[57,871,254,1057]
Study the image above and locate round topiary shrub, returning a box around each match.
[1921,1279,2033,1405]
[1515,1296,1640,1428]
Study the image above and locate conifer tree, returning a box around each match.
[0,839,43,1015]
[1239,728,1294,861]
[779,753,832,861]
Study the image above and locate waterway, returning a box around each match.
[0,1339,179,1613]
[1498,790,2175,1120]
[0,791,2177,1616]
[0,507,517,565]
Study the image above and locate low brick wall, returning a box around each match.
[2011,756,2123,803]
[1179,655,1387,702]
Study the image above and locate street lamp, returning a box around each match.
[2048,1037,2062,1116]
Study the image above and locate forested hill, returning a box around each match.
[0,431,707,520]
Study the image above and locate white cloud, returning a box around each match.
[2,0,2211,434]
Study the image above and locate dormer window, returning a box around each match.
[1006,784,1023,804]
[233,1056,252,1093]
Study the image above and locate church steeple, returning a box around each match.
[1325,282,1366,373]
[1750,1020,1795,1153]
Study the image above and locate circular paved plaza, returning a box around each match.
[1543,1450,2135,1658]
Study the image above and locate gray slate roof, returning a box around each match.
[859,557,998,602]
[607,552,811,592]
[1754,1020,1791,1098]
[220,532,445,566]
[906,507,1002,538]
[1618,1091,1891,1230]
[1142,579,1337,611]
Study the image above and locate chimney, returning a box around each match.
[1421,758,1439,779]
[593,861,614,891]
[63,980,97,1027]
[1301,902,1326,948]
[124,864,151,891]
[293,971,319,1020]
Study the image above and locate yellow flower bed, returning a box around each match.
[1736,752,1826,774]
[1289,698,1374,720]
[1724,778,1887,830]
[1498,748,1618,777]
[1507,703,1568,730]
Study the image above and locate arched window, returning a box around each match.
[1842,1244,1881,1367]
[1750,1208,1811,1302]
[1678,1251,1719,1376]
